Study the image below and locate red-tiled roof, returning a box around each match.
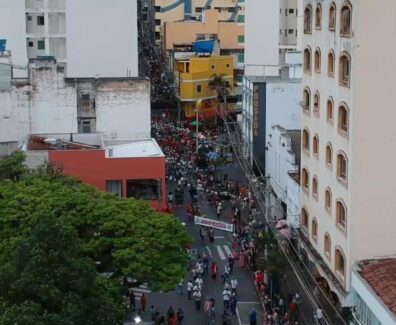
[359,259,396,315]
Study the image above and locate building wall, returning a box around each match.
[245,0,279,76]
[0,0,28,77]
[66,0,138,78]
[287,175,300,228]
[48,149,167,210]
[164,10,244,51]
[95,80,151,139]
[349,0,396,263]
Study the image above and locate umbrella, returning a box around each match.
[190,120,202,126]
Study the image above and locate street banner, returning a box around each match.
[194,216,234,233]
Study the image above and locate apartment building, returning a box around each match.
[300,0,396,308]
[0,0,138,78]
[154,0,245,44]
[245,0,301,76]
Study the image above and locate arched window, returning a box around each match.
[324,233,331,259]
[326,97,334,122]
[325,143,333,167]
[339,52,351,86]
[312,218,318,240]
[302,168,309,191]
[302,87,311,113]
[314,48,321,73]
[335,247,346,278]
[325,188,332,213]
[340,2,352,37]
[301,207,309,229]
[329,2,336,30]
[328,50,335,77]
[304,5,313,34]
[313,91,320,115]
[313,134,319,157]
[337,151,348,182]
[304,47,312,73]
[302,128,310,152]
[312,176,318,198]
[336,200,347,229]
[315,4,322,29]
[338,103,349,134]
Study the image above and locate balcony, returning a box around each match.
[298,229,346,296]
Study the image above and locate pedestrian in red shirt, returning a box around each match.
[140,293,147,313]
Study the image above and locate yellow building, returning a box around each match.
[174,55,234,120]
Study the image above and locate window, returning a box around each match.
[340,2,352,36]
[315,4,322,29]
[195,7,203,13]
[312,218,318,240]
[304,47,312,73]
[126,179,159,200]
[37,40,45,50]
[106,180,122,197]
[285,29,287,37]
[237,15,245,23]
[27,15,32,21]
[336,200,347,229]
[314,48,321,73]
[237,54,244,63]
[325,188,332,212]
[154,6,161,12]
[304,5,312,34]
[288,29,294,34]
[335,248,346,278]
[326,97,334,122]
[338,103,349,134]
[339,52,351,86]
[28,41,34,47]
[155,32,160,40]
[37,16,45,26]
[302,128,310,152]
[155,19,161,26]
[337,152,348,182]
[210,64,215,70]
[237,35,245,43]
[301,207,309,229]
[325,143,333,167]
[280,29,282,35]
[285,9,288,16]
[324,233,331,259]
[329,3,336,30]
[80,94,91,108]
[313,92,320,116]
[313,134,319,157]
[303,87,311,113]
[289,9,294,14]
[328,50,335,77]
[78,118,94,133]
[196,84,202,93]
[312,176,318,198]
[302,168,309,192]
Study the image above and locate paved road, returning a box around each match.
[126,174,264,325]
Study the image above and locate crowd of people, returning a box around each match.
[145,114,308,325]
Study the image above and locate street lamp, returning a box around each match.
[195,99,202,154]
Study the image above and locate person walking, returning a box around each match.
[230,293,237,316]
[176,308,184,324]
[230,277,238,294]
[177,279,184,295]
[129,290,136,311]
[167,306,175,325]
[249,308,257,325]
[222,287,231,310]
[211,262,218,281]
[187,280,193,300]
[150,305,156,321]
[140,293,147,314]
[209,305,216,325]
[193,289,202,311]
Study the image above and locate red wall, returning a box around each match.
[48,150,166,210]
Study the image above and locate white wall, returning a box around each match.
[0,0,28,77]
[287,174,300,228]
[245,0,279,76]
[96,80,151,139]
[66,0,138,78]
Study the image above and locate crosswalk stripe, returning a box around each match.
[205,246,212,257]
[217,245,226,260]
[223,245,232,256]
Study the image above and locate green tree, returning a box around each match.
[0,170,191,323]
[0,151,27,181]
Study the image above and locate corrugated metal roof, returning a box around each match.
[286,129,301,168]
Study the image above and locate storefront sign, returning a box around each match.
[252,85,260,137]
[194,216,234,233]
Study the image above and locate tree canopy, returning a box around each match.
[0,153,191,324]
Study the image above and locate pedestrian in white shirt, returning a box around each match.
[231,277,238,294]
[222,289,231,310]
[187,280,193,300]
